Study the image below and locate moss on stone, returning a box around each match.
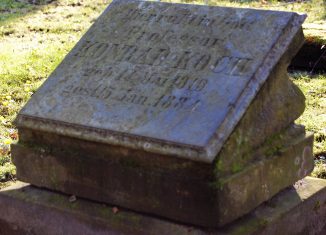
[231,162,243,174]
[226,218,269,235]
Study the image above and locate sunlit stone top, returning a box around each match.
[15,0,305,162]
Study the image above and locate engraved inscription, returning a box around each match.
[62,85,200,110]
[64,2,256,112]
[120,8,255,30]
[62,65,203,110]
[73,41,252,76]
[80,66,208,92]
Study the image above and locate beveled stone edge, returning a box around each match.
[15,114,206,160]
[14,1,306,163]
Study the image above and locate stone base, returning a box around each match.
[0,177,325,235]
[11,129,314,227]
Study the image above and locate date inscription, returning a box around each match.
[62,65,202,110]
[62,84,201,110]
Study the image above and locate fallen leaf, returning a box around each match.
[9,131,18,140]
[112,207,119,214]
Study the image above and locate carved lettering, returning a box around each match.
[74,41,252,76]
[211,56,252,75]
[123,8,254,30]
[66,5,258,114]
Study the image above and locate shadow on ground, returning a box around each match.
[0,0,57,24]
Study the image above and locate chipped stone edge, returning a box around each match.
[14,1,306,163]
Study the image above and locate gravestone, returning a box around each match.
[12,0,313,228]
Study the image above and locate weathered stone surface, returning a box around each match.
[215,56,306,177]
[12,0,311,228]
[12,126,314,227]
[14,0,306,162]
[216,131,314,225]
[0,177,325,235]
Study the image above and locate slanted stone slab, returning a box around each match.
[12,0,312,227]
[15,0,306,162]
[0,177,325,235]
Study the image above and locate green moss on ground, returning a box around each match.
[311,159,326,179]
[292,73,326,155]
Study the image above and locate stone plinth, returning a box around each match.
[0,177,325,235]
[12,127,314,227]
